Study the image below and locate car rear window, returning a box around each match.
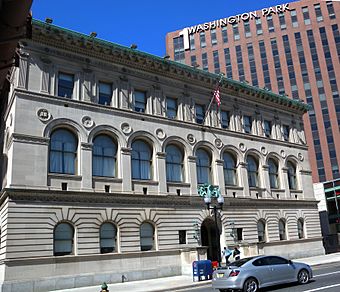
[229,257,255,267]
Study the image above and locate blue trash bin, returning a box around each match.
[192,260,212,281]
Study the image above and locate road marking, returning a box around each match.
[303,283,340,292]
[314,270,340,278]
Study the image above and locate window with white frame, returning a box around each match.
[268,158,279,189]
[131,140,152,180]
[58,72,74,98]
[223,152,237,186]
[134,90,146,113]
[166,144,183,182]
[247,155,259,187]
[92,135,117,177]
[196,149,211,184]
[98,82,112,105]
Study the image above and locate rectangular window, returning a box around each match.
[327,1,336,19]
[314,4,323,22]
[236,228,243,241]
[191,55,197,67]
[98,82,112,105]
[173,36,185,62]
[279,13,286,30]
[179,230,186,244]
[302,7,311,25]
[236,45,245,81]
[259,41,271,90]
[247,43,258,87]
[256,18,263,35]
[282,125,290,141]
[224,48,232,78]
[134,90,146,113]
[244,21,251,37]
[221,111,230,129]
[291,10,298,28]
[222,27,228,43]
[196,104,205,124]
[213,50,220,74]
[189,34,195,51]
[211,29,217,46]
[200,32,206,48]
[264,120,272,137]
[243,115,252,133]
[267,15,274,32]
[233,24,240,40]
[166,97,177,119]
[58,72,74,98]
[202,52,208,71]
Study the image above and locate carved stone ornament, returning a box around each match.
[298,153,304,161]
[187,134,196,145]
[82,116,94,129]
[280,150,286,158]
[215,138,223,149]
[239,143,247,152]
[261,146,267,155]
[155,128,166,140]
[37,108,51,122]
[121,122,132,135]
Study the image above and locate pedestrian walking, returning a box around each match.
[222,246,233,264]
[233,246,241,261]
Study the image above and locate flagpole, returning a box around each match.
[202,74,224,125]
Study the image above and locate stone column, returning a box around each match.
[156,152,167,195]
[40,57,52,94]
[121,147,132,192]
[17,51,29,89]
[153,86,163,116]
[119,77,130,110]
[82,69,94,102]
[188,155,198,196]
[232,105,242,132]
[81,142,93,191]
[239,162,249,197]
[215,159,226,195]
[281,167,290,199]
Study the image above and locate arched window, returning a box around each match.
[297,218,304,239]
[100,222,117,254]
[247,155,259,187]
[223,152,237,186]
[268,158,279,189]
[140,222,155,251]
[54,222,74,256]
[166,145,183,182]
[287,161,297,190]
[132,140,152,180]
[279,219,287,240]
[257,220,266,242]
[50,129,77,174]
[196,149,211,184]
[93,135,117,177]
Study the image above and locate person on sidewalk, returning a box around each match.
[233,246,241,261]
[222,247,233,264]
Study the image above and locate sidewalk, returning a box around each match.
[53,252,340,292]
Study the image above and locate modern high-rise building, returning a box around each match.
[166,0,340,184]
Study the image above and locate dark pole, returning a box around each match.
[213,205,221,267]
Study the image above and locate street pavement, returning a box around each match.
[52,252,340,292]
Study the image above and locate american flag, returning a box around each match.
[213,87,221,107]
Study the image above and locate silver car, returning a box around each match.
[212,255,312,292]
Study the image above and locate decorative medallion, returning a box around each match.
[187,134,196,145]
[261,146,267,155]
[298,153,304,161]
[155,128,166,140]
[280,150,286,158]
[82,116,94,129]
[37,108,51,122]
[239,143,246,152]
[121,122,132,135]
[215,138,223,149]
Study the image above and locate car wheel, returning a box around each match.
[298,269,310,284]
[243,277,258,292]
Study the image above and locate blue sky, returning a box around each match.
[32,0,288,57]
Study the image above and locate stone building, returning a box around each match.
[0,19,324,291]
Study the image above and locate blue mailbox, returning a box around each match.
[192,260,213,281]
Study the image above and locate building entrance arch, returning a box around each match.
[201,217,219,262]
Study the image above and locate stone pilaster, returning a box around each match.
[239,162,249,197]
[156,152,167,195]
[188,155,198,196]
[281,167,290,199]
[17,51,29,89]
[80,142,93,191]
[121,147,132,192]
[215,159,226,195]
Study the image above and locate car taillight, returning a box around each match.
[229,270,240,277]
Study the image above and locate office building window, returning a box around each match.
[268,158,279,189]
[279,219,287,240]
[271,38,284,94]
[264,120,272,137]
[233,24,240,40]
[58,72,74,98]
[247,155,259,187]
[256,18,263,35]
[290,10,298,28]
[100,223,117,254]
[173,36,185,62]
[213,50,220,74]
[131,140,152,180]
[267,15,274,32]
[247,43,258,86]
[279,13,286,30]
[196,104,205,124]
[332,24,340,60]
[222,26,228,43]
[221,110,230,129]
[297,218,304,239]
[202,53,208,71]
[302,7,311,25]
[259,41,271,90]
[244,21,251,37]
[224,48,232,78]
[191,55,197,67]
[189,34,195,51]
[314,4,323,22]
[166,97,177,119]
[223,152,237,186]
[178,230,187,244]
[140,222,155,251]
[54,223,74,256]
[199,32,206,48]
[98,82,112,106]
[327,1,336,19]
[236,45,245,81]
[211,29,217,46]
[282,35,298,99]
[287,161,297,190]
[257,220,266,242]
[243,115,252,133]
[166,144,183,182]
[134,90,146,113]
[196,149,211,184]
[93,135,117,177]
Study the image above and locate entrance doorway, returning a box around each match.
[201,217,219,261]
